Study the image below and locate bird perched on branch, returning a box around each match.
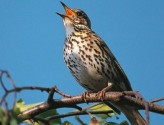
[57,2,146,125]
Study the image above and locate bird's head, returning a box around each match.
[57,2,91,31]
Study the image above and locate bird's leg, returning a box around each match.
[96,83,113,101]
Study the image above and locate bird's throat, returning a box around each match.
[65,26,75,37]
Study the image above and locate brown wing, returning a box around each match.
[93,31,132,91]
[103,44,132,91]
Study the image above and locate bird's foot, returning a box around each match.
[123,91,143,100]
[96,83,113,101]
[81,91,91,103]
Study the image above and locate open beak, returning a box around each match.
[56,2,75,18]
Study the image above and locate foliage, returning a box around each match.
[0,99,128,125]
[0,107,18,125]
[1,70,163,125]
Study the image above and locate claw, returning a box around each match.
[96,83,113,101]
[96,90,105,101]
[82,91,91,103]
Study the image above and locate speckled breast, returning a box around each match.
[63,33,111,92]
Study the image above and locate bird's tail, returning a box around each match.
[112,103,146,125]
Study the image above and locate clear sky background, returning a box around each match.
[0,0,164,124]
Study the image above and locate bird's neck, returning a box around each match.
[65,24,90,37]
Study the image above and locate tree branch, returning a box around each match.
[18,91,164,120]
[0,70,164,124]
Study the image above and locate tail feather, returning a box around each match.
[112,103,146,125]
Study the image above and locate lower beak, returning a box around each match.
[56,12,66,18]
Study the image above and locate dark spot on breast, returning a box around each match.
[90,46,93,49]
[86,55,93,62]
[94,49,100,54]
[85,47,88,51]
[80,50,85,55]
[72,38,80,44]
[89,62,93,66]
[83,61,87,65]
[87,43,90,46]
[97,70,102,75]
[65,60,68,64]
[68,61,71,65]
[83,44,86,48]
[81,55,86,61]
[94,40,97,43]
[97,67,100,71]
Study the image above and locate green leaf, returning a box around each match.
[89,103,117,119]
[0,107,18,125]
[10,118,18,125]
[15,99,42,112]
[0,107,7,125]
[15,99,61,124]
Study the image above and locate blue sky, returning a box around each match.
[0,0,164,124]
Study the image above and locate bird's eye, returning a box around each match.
[76,12,83,16]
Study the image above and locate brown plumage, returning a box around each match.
[57,2,146,125]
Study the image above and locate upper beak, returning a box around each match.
[56,2,75,18]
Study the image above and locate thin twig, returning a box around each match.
[5,71,17,108]
[75,115,87,125]
[0,70,17,108]
[53,86,72,98]
[45,109,114,121]
[150,98,164,103]
[47,87,56,102]
[0,86,51,105]
[0,70,8,92]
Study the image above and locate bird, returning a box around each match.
[57,2,146,125]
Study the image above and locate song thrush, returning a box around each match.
[57,2,146,125]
